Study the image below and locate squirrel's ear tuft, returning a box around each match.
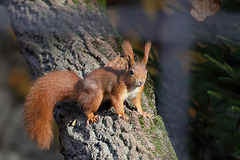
[142,41,151,65]
[122,41,135,66]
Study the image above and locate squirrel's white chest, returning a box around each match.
[124,86,141,100]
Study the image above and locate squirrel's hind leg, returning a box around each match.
[82,91,103,125]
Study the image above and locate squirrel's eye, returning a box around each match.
[130,70,134,75]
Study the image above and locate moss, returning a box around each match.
[137,112,175,158]
[83,0,107,13]
[97,0,106,11]
[84,0,91,4]
[72,0,80,5]
[97,0,106,6]
[141,75,177,159]
[147,115,177,159]
[147,118,163,153]
[86,4,93,13]
[111,36,123,55]
[83,0,96,13]
[139,116,145,128]
[143,74,156,111]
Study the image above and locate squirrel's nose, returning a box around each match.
[138,81,144,86]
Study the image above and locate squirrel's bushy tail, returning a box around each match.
[24,71,80,149]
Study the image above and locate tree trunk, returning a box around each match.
[2,0,177,159]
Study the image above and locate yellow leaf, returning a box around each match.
[8,68,32,97]
[189,0,222,22]
[188,107,197,119]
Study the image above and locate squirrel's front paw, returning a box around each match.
[118,114,129,121]
[138,110,152,118]
[87,115,99,125]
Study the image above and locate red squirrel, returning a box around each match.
[105,41,151,118]
[24,41,152,150]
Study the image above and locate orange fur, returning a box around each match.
[75,67,128,123]
[106,41,152,118]
[121,41,135,66]
[24,71,80,149]
[24,41,151,150]
[143,41,151,65]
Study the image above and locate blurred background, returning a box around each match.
[0,0,240,160]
